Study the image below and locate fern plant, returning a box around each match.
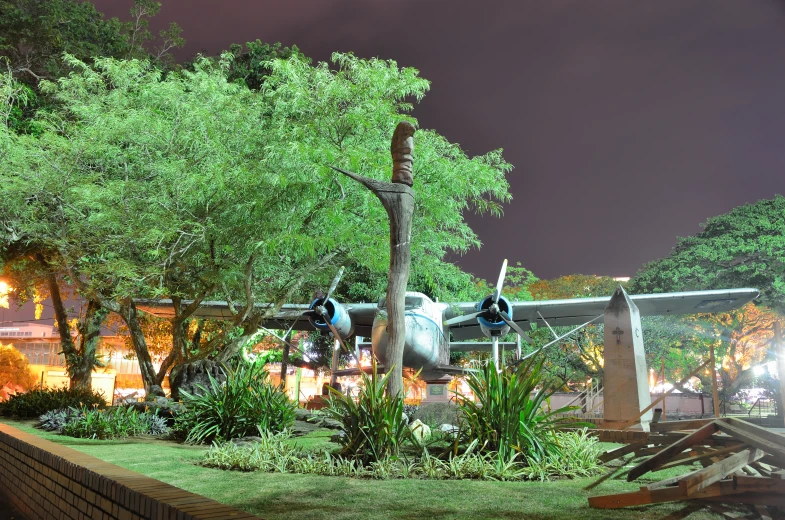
[323,359,409,464]
[176,361,295,444]
[456,357,591,460]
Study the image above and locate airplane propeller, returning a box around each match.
[444,259,534,371]
[302,266,358,363]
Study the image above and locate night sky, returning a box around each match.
[87,1,785,282]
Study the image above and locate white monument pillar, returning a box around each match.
[603,286,652,431]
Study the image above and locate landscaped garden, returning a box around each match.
[0,357,729,520]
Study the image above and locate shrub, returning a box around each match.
[521,429,605,481]
[42,406,171,439]
[456,358,590,460]
[0,385,105,418]
[175,361,295,444]
[200,436,530,481]
[201,430,303,472]
[323,360,409,464]
[38,408,81,432]
[0,344,38,395]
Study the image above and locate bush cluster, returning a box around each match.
[174,361,295,444]
[0,386,106,418]
[323,360,409,463]
[199,429,602,481]
[37,406,170,440]
[456,357,592,461]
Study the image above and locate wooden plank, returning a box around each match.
[703,503,749,519]
[657,444,745,472]
[715,420,785,468]
[733,476,785,494]
[599,439,650,463]
[754,504,773,520]
[701,492,785,508]
[651,419,717,433]
[749,462,773,478]
[724,418,785,449]
[679,449,764,496]
[589,480,738,509]
[634,446,668,458]
[620,358,711,430]
[627,420,719,481]
[644,466,704,490]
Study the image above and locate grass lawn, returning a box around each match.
[1,419,726,520]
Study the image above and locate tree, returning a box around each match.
[0,0,184,390]
[1,52,511,397]
[631,197,785,412]
[0,343,37,393]
[0,0,183,134]
[631,196,785,313]
[528,274,621,301]
[0,0,183,84]
[521,275,619,389]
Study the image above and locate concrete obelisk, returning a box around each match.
[602,286,652,431]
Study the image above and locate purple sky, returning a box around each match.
[86,0,785,283]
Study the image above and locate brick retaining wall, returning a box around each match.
[0,423,262,520]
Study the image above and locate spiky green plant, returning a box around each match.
[176,361,295,444]
[323,359,409,464]
[456,357,591,460]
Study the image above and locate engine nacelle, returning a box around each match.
[308,297,354,339]
[477,294,513,337]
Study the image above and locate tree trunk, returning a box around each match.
[280,334,291,389]
[335,121,416,396]
[119,300,165,397]
[774,322,785,426]
[71,300,108,390]
[43,268,83,389]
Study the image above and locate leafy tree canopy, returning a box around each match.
[1,51,512,377]
[631,196,785,313]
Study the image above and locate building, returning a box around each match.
[0,323,140,404]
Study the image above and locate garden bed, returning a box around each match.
[0,418,726,520]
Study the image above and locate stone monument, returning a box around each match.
[602,286,652,431]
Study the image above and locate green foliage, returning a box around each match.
[1,49,511,386]
[520,429,605,481]
[176,361,295,444]
[456,358,589,461]
[632,196,785,313]
[0,385,105,418]
[199,432,594,481]
[200,430,305,472]
[36,407,80,432]
[0,343,38,391]
[223,40,301,91]
[323,360,409,463]
[46,406,170,439]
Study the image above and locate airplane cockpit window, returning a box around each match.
[377,296,424,311]
[405,296,423,310]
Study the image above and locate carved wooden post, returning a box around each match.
[333,121,416,396]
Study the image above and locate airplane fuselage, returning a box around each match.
[370,292,452,380]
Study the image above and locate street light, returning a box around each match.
[0,279,9,309]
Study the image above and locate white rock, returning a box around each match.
[439,424,459,437]
[408,419,431,445]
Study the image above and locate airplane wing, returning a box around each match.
[135,300,379,337]
[444,288,759,341]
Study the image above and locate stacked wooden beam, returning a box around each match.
[589,418,785,519]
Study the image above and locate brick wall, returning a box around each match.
[0,423,262,520]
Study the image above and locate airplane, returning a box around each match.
[136,261,760,381]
